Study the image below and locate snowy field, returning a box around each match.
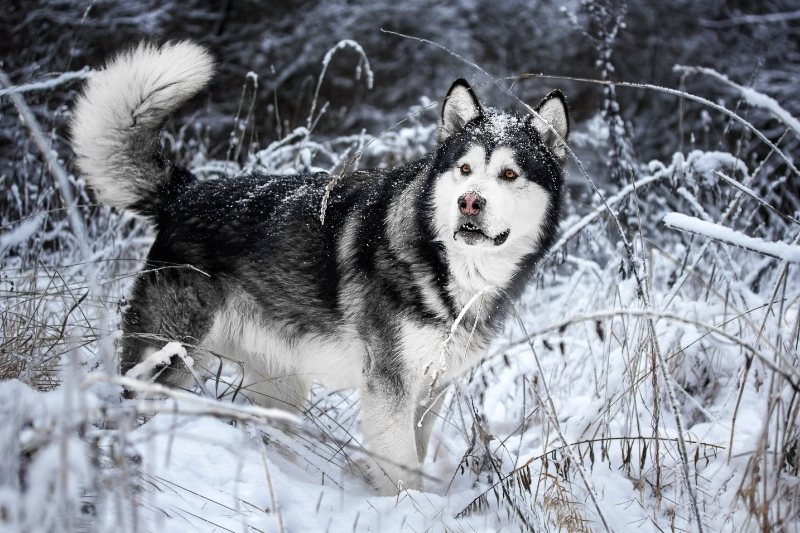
[2,3,800,532]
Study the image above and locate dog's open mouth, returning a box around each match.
[454,222,510,246]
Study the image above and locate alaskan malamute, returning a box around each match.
[71,42,569,494]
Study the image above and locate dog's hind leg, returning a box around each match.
[121,266,224,388]
[236,372,310,413]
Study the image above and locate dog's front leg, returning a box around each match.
[360,382,421,495]
[415,389,447,462]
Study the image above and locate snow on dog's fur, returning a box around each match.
[71,41,569,495]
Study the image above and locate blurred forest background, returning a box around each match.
[3,0,799,176]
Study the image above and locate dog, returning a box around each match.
[71,41,569,495]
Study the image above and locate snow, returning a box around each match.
[664,212,800,263]
[124,341,187,379]
[6,223,793,532]
[740,85,800,136]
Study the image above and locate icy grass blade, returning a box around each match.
[0,68,90,257]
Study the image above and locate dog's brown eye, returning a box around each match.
[503,169,518,180]
[460,163,471,175]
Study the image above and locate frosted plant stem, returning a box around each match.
[662,138,785,309]
[82,373,302,426]
[729,262,790,461]
[261,443,285,533]
[624,213,705,533]
[663,213,800,263]
[306,40,373,134]
[550,171,667,255]
[0,68,90,258]
[496,309,800,390]
[714,170,800,226]
[647,316,704,533]
[508,300,613,533]
[737,230,800,445]
[0,66,91,97]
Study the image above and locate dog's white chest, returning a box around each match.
[398,320,487,388]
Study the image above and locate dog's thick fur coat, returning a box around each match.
[71,42,569,494]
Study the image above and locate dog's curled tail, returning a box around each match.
[71,41,214,213]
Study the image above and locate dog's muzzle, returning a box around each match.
[453,221,510,246]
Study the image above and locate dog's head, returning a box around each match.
[430,80,568,271]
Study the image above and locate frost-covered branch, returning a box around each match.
[674,65,800,137]
[550,170,666,255]
[663,213,800,263]
[0,66,91,97]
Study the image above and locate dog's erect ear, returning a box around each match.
[530,90,569,162]
[439,79,482,142]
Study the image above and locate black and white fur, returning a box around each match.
[71,42,569,495]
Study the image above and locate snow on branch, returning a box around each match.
[83,373,302,427]
[0,66,92,97]
[700,9,800,28]
[675,65,800,137]
[124,341,189,379]
[550,171,665,255]
[663,212,800,263]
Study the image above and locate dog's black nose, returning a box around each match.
[458,192,485,216]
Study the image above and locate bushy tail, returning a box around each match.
[71,41,214,213]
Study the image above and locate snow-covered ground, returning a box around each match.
[2,123,798,531]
